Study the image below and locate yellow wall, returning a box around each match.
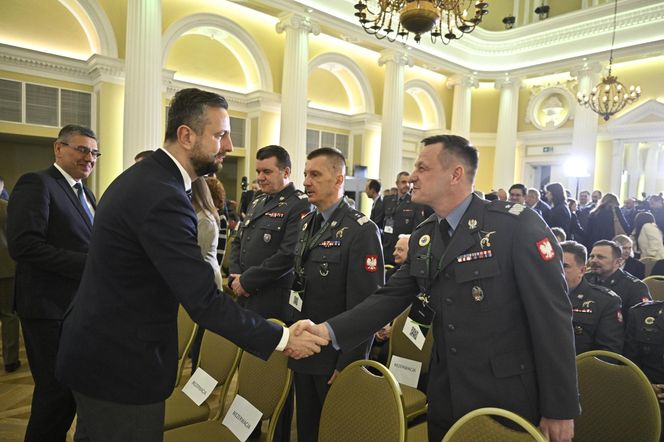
[475,145,496,193]
[471,87,500,133]
[308,69,350,112]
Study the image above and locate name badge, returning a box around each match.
[222,395,263,442]
[402,317,426,350]
[389,355,422,388]
[384,225,394,234]
[289,290,303,312]
[182,367,218,406]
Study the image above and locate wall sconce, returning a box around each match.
[502,15,516,29]
[535,4,550,20]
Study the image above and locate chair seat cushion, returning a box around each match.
[401,385,427,420]
[163,389,210,430]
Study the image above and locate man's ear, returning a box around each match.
[177,125,195,151]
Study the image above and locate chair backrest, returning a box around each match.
[176,305,198,386]
[641,257,658,277]
[198,330,242,417]
[644,276,664,301]
[319,359,406,442]
[226,319,292,441]
[575,350,661,442]
[388,306,434,375]
[442,407,546,442]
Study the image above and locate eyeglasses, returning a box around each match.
[60,142,102,159]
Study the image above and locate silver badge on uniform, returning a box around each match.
[319,262,329,277]
[645,316,655,325]
[263,233,271,243]
[471,286,484,302]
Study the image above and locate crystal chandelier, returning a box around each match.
[576,0,640,121]
[353,0,489,44]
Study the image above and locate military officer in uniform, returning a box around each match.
[290,147,384,442]
[586,239,651,322]
[295,134,580,442]
[560,241,624,354]
[229,145,311,321]
[381,171,429,265]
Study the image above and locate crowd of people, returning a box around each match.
[0,87,663,442]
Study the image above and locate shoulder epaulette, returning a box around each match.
[487,201,526,216]
[588,283,621,299]
[297,191,308,200]
[348,210,370,226]
[632,299,664,310]
[415,213,438,230]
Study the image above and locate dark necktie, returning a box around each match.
[439,219,451,247]
[313,213,324,234]
[73,182,94,224]
[185,188,192,201]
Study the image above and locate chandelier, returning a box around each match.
[576,0,640,121]
[353,0,489,44]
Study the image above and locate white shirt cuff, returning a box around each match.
[275,326,289,352]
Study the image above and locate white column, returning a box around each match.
[610,139,625,196]
[657,143,664,194]
[446,74,477,139]
[644,143,659,196]
[625,143,640,198]
[493,76,521,190]
[571,62,602,192]
[276,13,319,188]
[122,0,162,169]
[378,49,410,186]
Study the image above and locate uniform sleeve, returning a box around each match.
[336,220,385,370]
[512,210,580,419]
[7,173,86,280]
[594,295,625,354]
[239,197,310,294]
[228,219,242,276]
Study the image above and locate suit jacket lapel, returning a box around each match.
[439,195,487,271]
[49,166,93,230]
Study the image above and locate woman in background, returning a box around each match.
[204,175,229,267]
[633,211,664,260]
[585,193,630,250]
[544,182,571,238]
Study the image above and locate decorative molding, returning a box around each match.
[87,54,124,84]
[275,12,320,36]
[495,76,522,90]
[70,0,119,57]
[378,49,411,68]
[404,79,446,130]
[0,43,91,83]
[525,86,576,130]
[446,74,479,89]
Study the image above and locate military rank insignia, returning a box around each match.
[265,212,284,218]
[319,240,341,248]
[365,255,378,272]
[536,237,555,261]
[457,250,493,262]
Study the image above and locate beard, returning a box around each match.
[190,140,221,177]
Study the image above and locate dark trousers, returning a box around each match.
[73,390,164,442]
[21,318,75,442]
[0,278,19,367]
[294,372,331,442]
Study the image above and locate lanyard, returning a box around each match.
[295,199,347,275]
[421,225,451,296]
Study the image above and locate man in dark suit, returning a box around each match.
[614,234,646,280]
[289,148,384,441]
[54,88,326,441]
[365,178,384,228]
[0,199,20,373]
[295,135,580,442]
[230,144,311,321]
[7,124,99,441]
[526,187,551,220]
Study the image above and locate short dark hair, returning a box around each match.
[551,227,567,242]
[561,240,587,267]
[164,88,228,143]
[307,147,346,175]
[57,124,97,142]
[509,183,527,196]
[134,150,154,161]
[592,240,622,259]
[256,145,291,170]
[421,134,479,182]
[396,171,410,182]
[367,179,381,193]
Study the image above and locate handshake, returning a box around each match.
[283,320,332,359]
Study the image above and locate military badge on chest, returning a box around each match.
[263,233,271,243]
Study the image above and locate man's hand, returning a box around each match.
[327,369,339,385]
[374,323,392,342]
[291,319,331,342]
[653,384,664,404]
[229,273,250,297]
[539,417,574,442]
[284,321,329,359]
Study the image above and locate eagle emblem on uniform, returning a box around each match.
[536,237,555,261]
[582,300,594,308]
[365,255,378,272]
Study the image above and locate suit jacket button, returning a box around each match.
[450,347,457,354]
[473,270,479,276]
[520,364,525,370]
[447,324,455,331]
[445,298,453,304]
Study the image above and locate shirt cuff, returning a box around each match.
[325,322,340,350]
[275,326,289,352]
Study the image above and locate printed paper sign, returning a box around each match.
[402,317,426,350]
[182,367,218,406]
[289,290,303,312]
[389,355,422,388]
[222,395,263,442]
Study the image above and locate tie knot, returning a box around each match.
[73,182,82,191]
[439,219,451,233]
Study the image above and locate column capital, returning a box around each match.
[446,74,478,89]
[276,13,320,35]
[570,61,602,80]
[495,76,522,90]
[87,54,125,85]
[378,49,411,68]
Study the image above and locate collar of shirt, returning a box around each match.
[436,193,473,234]
[53,163,82,188]
[319,197,343,223]
[159,147,192,194]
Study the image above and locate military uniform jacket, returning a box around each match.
[230,182,311,320]
[382,193,428,264]
[624,300,664,384]
[289,198,384,376]
[328,195,580,431]
[586,269,651,322]
[569,278,624,355]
